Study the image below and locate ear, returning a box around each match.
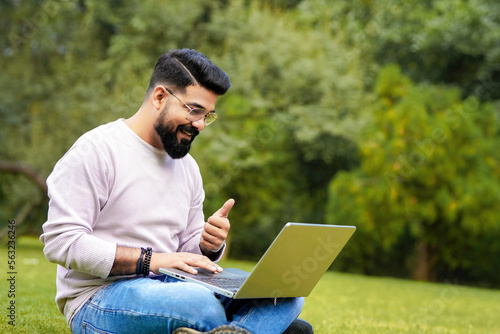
[151,86,167,110]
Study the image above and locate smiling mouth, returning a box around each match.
[179,126,199,140]
[181,129,193,136]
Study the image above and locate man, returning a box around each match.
[41,49,313,334]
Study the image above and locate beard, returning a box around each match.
[154,109,199,159]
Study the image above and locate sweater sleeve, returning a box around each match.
[40,136,116,279]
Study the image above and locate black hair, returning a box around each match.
[147,49,231,96]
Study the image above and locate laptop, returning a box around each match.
[160,223,355,299]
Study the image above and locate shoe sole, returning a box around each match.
[173,325,252,334]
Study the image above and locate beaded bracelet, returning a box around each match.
[143,247,153,277]
[135,247,146,276]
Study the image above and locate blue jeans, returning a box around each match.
[70,275,304,334]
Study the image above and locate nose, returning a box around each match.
[191,117,206,131]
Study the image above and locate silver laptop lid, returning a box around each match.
[234,223,356,298]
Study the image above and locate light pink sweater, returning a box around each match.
[40,119,208,324]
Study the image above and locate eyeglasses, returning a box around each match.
[163,87,218,125]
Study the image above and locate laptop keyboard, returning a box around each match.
[198,276,247,290]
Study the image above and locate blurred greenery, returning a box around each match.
[1,0,499,287]
[327,65,500,284]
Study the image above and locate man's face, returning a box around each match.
[154,85,217,159]
[154,109,199,159]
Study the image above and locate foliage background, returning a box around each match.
[1,0,499,287]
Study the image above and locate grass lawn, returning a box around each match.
[1,236,500,333]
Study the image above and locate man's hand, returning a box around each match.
[111,246,223,277]
[200,198,234,255]
[150,252,223,275]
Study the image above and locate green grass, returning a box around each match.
[2,237,500,333]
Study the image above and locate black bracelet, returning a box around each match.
[143,247,153,277]
[135,247,146,276]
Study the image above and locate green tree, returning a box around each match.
[296,0,500,101]
[326,65,500,282]
[188,0,365,256]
